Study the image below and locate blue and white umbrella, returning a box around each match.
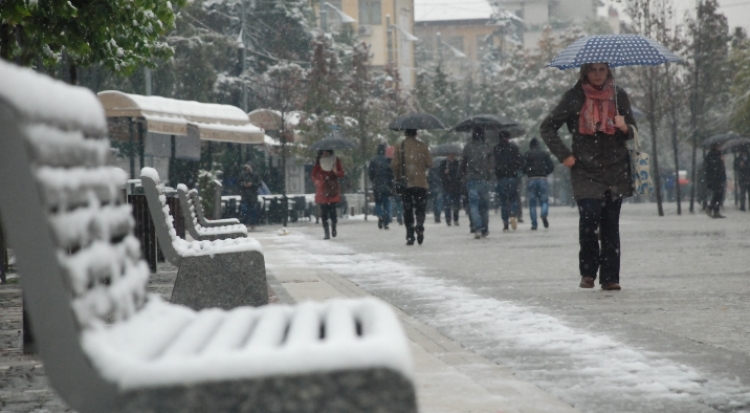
[548,34,682,70]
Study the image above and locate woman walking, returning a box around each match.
[540,63,637,291]
[312,150,345,239]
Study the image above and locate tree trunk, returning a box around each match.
[670,107,682,216]
[0,218,7,284]
[0,23,13,61]
[68,60,78,85]
[690,136,697,213]
[647,69,664,216]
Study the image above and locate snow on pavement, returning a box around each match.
[270,231,750,413]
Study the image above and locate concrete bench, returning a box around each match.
[140,168,268,310]
[176,183,248,241]
[0,60,417,413]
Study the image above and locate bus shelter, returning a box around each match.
[98,91,265,180]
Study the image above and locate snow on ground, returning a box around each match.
[270,229,750,413]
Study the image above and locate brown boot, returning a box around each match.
[579,277,595,288]
[601,283,622,291]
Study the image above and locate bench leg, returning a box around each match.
[170,251,268,310]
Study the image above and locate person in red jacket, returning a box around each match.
[312,150,345,239]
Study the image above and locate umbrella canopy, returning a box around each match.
[702,132,742,148]
[388,113,447,131]
[548,34,683,70]
[308,131,358,151]
[452,114,520,132]
[430,144,462,157]
[721,137,750,152]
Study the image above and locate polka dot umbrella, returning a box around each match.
[547,34,683,70]
[548,34,682,109]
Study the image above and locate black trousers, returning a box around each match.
[402,187,428,239]
[708,189,724,213]
[444,191,461,223]
[740,184,750,210]
[320,203,337,224]
[577,195,622,285]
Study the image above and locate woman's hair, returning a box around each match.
[578,63,614,83]
[316,150,334,162]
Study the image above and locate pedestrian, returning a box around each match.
[704,142,726,219]
[368,143,394,229]
[540,62,637,291]
[312,150,345,239]
[462,127,493,239]
[523,138,555,230]
[391,129,433,245]
[440,153,462,226]
[493,130,524,232]
[428,162,443,223]
[238,164,261,229]
[733,147,750,211]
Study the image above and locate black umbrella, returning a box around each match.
[452,114,519,132]
[722,137,750,153]
[702,132,742,147]
[430,144,462,157]
[309,131,358,151]
[388,113,447,131]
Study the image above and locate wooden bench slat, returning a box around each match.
[26,125,110,168]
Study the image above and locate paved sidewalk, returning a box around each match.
[257,230,582,413]
[0,229,582,413]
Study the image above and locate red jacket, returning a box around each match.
[312,158,345,204]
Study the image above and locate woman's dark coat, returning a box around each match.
[704,148,726,192]
[540,81,637,200]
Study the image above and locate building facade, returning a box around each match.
[414,0,618,79]
[319,0,417,88]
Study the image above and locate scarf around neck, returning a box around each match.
[579,79,616,136]
[319,156,336,172]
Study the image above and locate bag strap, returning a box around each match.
[400,141,406,180]
[630,125,641,151]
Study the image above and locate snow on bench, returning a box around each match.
[187,186,241,227]
[140,167,267,309]
[176,183,247,241]
[0,60,416,413]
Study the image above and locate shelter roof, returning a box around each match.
[98,90,265,144]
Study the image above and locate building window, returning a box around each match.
[445,36,464,52]
[359,0,382,25]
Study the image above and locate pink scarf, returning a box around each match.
[579,79,616,136]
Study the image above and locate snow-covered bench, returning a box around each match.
[176,183,247,241]
[188,185,237,227]
[140,168,268,310]
[0,61,417,413]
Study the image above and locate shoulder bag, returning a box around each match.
[629,126,654,195]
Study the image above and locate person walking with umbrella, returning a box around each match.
[733,147,750,212]
[543,34,680,291]
[493,130,524,232]
[440,152,462,226]
[391,129,433,245]
[540,63,637,291]
[462,127,493,239]
[704,142,727,218]
[523,138,556,230]
[312,150,345,239]
[368,143,394,229]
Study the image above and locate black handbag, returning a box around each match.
[393,141,407,195]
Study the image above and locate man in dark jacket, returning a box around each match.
[428,163,443,223]
[440,153,462,226]
[704,143,727,218]
[523,138,555,230]
[238,164,261,227]
[734,148,750,211]
[493,131,523,231]
[462,128,493,238]
[368,143,394,229]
